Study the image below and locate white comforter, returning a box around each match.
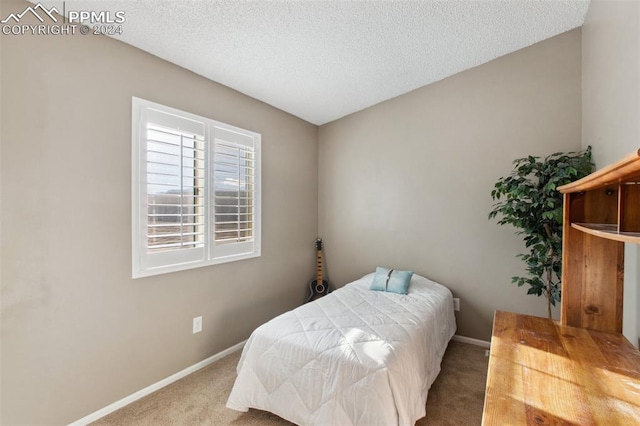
[226,273,456,425]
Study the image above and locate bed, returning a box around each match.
[226,271,456,425]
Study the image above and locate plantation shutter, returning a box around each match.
[211,124,260,259]
[138,107,206,271]
[132,97,261,278]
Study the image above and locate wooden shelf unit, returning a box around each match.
[482,149,640,425]
[558,148,640,333]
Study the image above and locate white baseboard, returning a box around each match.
[452,334,491,348]
[68,340,247,426]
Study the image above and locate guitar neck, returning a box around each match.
[316,249,323,282]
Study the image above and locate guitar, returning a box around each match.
[307,238,329,302]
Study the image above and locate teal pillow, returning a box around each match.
[370,267,414,295]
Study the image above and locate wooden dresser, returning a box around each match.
[482,149,640,425]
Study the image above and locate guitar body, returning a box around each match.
[307,238,330,302]
[308,278,329,302]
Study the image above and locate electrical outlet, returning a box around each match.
[193,316,202,334]
[452,298,460,311]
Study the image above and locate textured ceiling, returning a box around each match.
[38,0,590,125]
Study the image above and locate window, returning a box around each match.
[132,98,261,278]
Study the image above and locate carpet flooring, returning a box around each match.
[92,341,488,425]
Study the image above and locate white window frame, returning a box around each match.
[132,97,261,278]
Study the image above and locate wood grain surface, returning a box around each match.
[482,311,640,425]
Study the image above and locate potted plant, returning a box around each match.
[489,147,594,318]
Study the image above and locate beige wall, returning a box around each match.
[0,2,318,424]
[319,29,582,341]
[582,0,640,347]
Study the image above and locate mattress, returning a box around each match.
[226,272,456,425]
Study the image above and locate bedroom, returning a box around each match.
[1,0,639,425]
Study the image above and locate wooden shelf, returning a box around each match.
[558,148,640,333]
[571,223,640,244]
